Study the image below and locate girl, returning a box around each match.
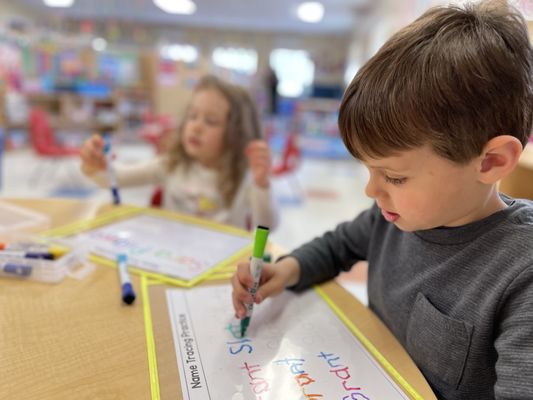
[80,75,278,230]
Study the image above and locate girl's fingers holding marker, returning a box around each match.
[91,133,104,147]
[80,135,109,175]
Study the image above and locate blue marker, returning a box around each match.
[103,133,121,205]
[240,225,270,337]
[1,261,32,277]
[117,253,135,305]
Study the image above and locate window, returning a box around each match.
[212,47,257,75]
[160,44,199,64]
[270,48,314,98]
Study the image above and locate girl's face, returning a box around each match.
[362,145,501,231]
[182,88,230,168]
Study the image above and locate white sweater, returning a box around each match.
[88,157,278,230]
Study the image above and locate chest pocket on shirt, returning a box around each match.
[406,292,473,389]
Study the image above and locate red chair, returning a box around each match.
[271,133,303,202]
[272,133,301,176]
[28,108,80,185]
[29,108,80,157]
[150,186,164,208]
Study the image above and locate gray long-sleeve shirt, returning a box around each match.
[290,195,533,400]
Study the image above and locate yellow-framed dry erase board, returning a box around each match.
[142,278,428,400]
[45,206,252,287]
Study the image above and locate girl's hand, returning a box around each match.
[245,140,272,189]
[80,134,106,175]
[231,256,301,319]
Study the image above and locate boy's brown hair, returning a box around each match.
[339,0,533,163]
[167,75,261,206]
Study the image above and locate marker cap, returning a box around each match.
[122,282,136,305]
[48,246,68,259]
[252,226,269,259]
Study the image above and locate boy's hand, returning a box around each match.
[80,134,106,175]
[245,140,272,189]
[231,256,301,319]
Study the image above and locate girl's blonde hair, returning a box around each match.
[166,75,262,206]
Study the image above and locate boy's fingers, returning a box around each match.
[231,289,246,319]
[255,276,283,304]
[231,270,253,303]
[230,272,253,318]
[236,261,254,288]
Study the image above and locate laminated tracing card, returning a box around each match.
[53,207,251,286]
[165,284,410,399]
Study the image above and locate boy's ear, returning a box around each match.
[477,135,523,184]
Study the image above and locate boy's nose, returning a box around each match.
[365,177,380,199]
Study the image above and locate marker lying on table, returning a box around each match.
[117,253,135,305]
[240,225,270,338]
[0,249,54,260]
[0,243,68,259]
[103,133,121,205]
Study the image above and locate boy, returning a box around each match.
[231,1,533,399]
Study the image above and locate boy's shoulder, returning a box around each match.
[503,196,533,226]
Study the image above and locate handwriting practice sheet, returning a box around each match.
[65,214,250,281]
[166,284,410,399]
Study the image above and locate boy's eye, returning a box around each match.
[384,175,407,185]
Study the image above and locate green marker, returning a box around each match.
[240,225,270,338]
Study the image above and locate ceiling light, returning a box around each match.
[43,0,74,7]
[153,0,196,15]
[92,37,107,52]
[297,2,324,23]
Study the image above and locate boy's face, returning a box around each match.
[182,88,230,168]
[362,145,489,231]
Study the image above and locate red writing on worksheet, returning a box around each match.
[241,362,270,398]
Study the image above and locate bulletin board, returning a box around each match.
[142,278,433,400]
[45,206,252,287]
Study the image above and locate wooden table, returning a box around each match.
[0,198,436,399]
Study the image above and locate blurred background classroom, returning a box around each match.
[0,0,532,303]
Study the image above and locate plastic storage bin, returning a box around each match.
[0,248,82,283]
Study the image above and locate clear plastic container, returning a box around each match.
[0,201,50,242]
[0,248,84,283]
